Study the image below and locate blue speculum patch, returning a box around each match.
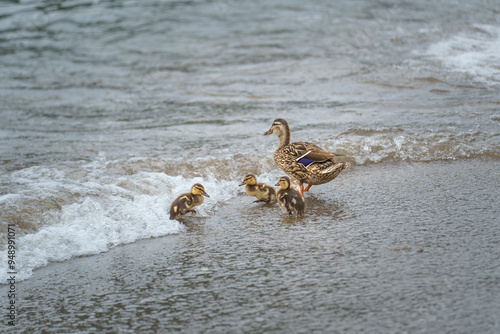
[297,157,314,167]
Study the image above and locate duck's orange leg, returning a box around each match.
[300,184,312,196]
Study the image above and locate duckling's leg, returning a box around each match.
[181,209,197,215]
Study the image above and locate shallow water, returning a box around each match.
[3,160,500,333]
[0,0,499,332]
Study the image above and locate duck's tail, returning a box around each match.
[321,162,351,174]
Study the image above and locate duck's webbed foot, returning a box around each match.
[253,199,268,203]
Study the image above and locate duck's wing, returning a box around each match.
[257,183,268,192]
[290,142,340,163]
[170,193,193,218]
[175,193,193,208]
[257,183,275,194]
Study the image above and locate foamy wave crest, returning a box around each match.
[426,24,500,86]
[0,166,238,282]
[327,129,499,164]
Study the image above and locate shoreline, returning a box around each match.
[2,159,499,333]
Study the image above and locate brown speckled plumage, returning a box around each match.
[275,176,305,216]
[169,183,210,220]
[264,118,350,196]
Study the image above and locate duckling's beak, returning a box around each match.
[239,181,246,186]
[275,181,280,186]
[202,191,210,198]
[264,129,273,136]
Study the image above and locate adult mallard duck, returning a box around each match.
[169,183,210,220]
[264,118,350,196]
[239,174,277,203]
[276,176,305,216]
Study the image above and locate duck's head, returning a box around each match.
[275,176,291,190]
[264,118,289,137]
[239,174,257,186]
[191,183,210,197]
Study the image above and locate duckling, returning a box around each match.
[169,183,210,220]
[239,174,277,203]
[264,118,350,196]
[275,176,305,216]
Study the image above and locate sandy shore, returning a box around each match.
[2,159,499,333]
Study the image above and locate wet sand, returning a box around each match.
[3,159,499,333]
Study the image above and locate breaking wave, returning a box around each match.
[426,24,500,87]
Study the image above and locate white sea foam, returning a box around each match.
[426,25,500,86]
[328,129,496,164]
[0,163,239,282]
[1,121,496,282]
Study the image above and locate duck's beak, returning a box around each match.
[239,181,246,186]
[275,181,280,186]
[203,191,210,198]
[264,129,273,136]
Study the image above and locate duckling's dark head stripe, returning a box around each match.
[193,183,204,191]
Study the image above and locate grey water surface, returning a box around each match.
[0,0,499,333]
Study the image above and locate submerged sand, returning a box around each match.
[2,159,499,333]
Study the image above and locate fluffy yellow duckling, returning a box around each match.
[169,183,210,220]
[239,174,277,203]
[275,176,305,216]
